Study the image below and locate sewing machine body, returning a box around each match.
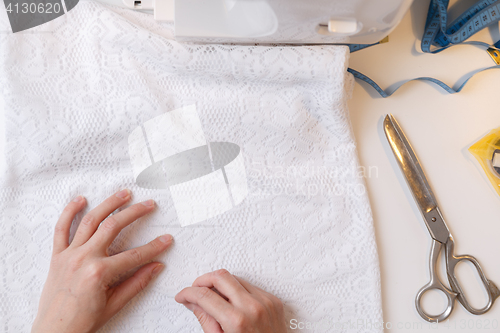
[95,0,414,44]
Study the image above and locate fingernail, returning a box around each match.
[116,189,130,199]
[73,195,83,202]
[152,264,164,277]
[141,199,155,207]
[159,234,172,243]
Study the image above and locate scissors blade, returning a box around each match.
[383,114,450,244]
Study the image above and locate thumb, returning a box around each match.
[106,262,164,317]
[185,303,224,333]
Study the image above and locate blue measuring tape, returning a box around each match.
[423,0,500,52]
[348,0,500,98]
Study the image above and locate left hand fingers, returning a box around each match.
[87,199,156,252]
[71,189,132,248]
[52,195,87,255]
[104,262,164,320]
[104,234,173,276]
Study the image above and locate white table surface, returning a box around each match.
[348,0,500,331]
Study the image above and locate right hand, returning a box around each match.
[175,269,287,333]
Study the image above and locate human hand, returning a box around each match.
[175,269,287,333]
[32,189,173,333]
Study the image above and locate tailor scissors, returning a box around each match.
[383,114,500,323]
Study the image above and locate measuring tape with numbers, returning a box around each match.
[348,0,500,98]
[422,0,500,53]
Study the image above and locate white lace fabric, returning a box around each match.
[0,1,382,332]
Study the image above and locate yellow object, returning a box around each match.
[487,47,500,65]
[469,127,500,197]
[379,36,390,44]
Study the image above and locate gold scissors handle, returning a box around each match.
[415,237,500,323]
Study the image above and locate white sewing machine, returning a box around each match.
[95,0,413,44]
